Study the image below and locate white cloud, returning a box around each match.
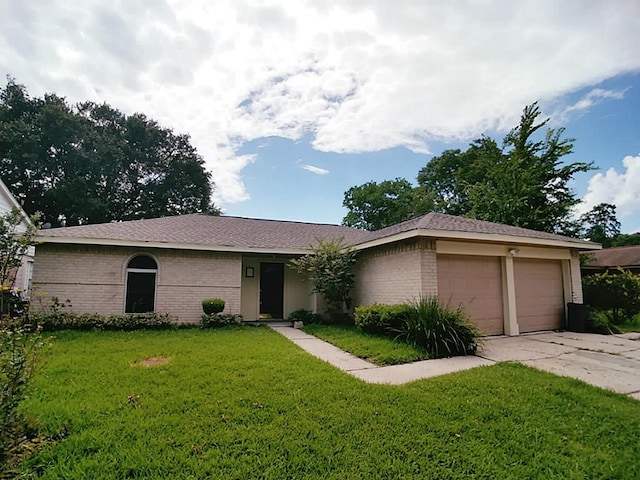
[578,155,640,218]
[301,164,330,175]
[553,88,629,122]
[1,0,639,207]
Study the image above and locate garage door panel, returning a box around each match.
[515,259,564,333]
[437,255,504,335]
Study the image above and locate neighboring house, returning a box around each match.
[32,212,600,336]
[0,178,35,297]
[581,246,640,276]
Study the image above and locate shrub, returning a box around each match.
[393,296,482,358]
[586,309,621,335]
[287,309,323,325]
[202,298,226,315]
[354,303,413,334]
[583,268,640,325]
[1,317,45,465]
[201,313,243,328]
[29,311,177,331]
[288,238,357,323]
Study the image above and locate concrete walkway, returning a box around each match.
[269,325,640,399]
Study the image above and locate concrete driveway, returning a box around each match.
[479,331,640,400]
[271,325,640,399]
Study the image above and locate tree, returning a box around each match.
[611,232,640,247]
[416,137,501,215]
[0,77,219,226]
[342,178,434,230]
[417,103,593,234]
[0,208,42,466]
[0,208,39,314]
[289,238,357,322]
[579,203,621,247]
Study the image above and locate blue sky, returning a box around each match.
[230,72,640,232]
[1,0,639,232]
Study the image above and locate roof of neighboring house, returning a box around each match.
[581,246,640,269]
[37,211,599,254]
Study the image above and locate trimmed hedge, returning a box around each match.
[354,303,413,334]
[202,298,225,315]
[29,312,177,331]
[287,309,324,325]
[201,313,243,328]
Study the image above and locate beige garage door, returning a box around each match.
[437,255,504,335]
[514,259,564,333]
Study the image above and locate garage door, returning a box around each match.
[437,255,504,335]
[514,259,564,333]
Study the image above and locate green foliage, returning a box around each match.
[289,238,357,322]
[342,178,434,230]
[354,303,413,334]
[286,309,323,324]
[583,269,640,325]
[579,203,620,247]
[585,309,621,335]
[0,318,45,467]
[610,232,640,247]
[393,296,482,358]
[464,104,592,234]
[417,137,503,216]
[30,311,177,331]
[16,329,640,478]
[303,323,428,365]
[0,208,39,313]
[342,103,592,235]
[202,298,225,315]
[200,313,243,328]
[618,314,640,333]
[0,208,43,468]
[0,77,219,226]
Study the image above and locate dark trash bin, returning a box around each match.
[566,302,588,333]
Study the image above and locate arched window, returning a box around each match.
[125,255,157,313]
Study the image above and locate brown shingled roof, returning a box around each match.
[38,212,597,252]
[38,214,371,251]
[582,246,640,268]
[367,212,593,245]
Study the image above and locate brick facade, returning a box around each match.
[353,239,437,305]
[32,244,242,323]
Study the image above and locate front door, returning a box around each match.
[260,262,284,319]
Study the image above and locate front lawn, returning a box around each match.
[303,323,428,365]
[15,326,640,479]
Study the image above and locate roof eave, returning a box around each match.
[353,229,601,251]
[35,235,313,256]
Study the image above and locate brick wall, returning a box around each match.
[353,239,437,306]
[32,244,242,323]
[570,253,584,303]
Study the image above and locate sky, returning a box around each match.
[1,0,639,233]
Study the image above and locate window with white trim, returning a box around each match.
[125,255,157,313]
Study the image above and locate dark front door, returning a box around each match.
[260,262,284,319]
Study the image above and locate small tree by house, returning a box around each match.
[0,208,38,314]
[0,207,42,469]
[289,238,357,323]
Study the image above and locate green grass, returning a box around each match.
[619,314,640,333]
[14,326,640,479]
[303,323,428,365]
